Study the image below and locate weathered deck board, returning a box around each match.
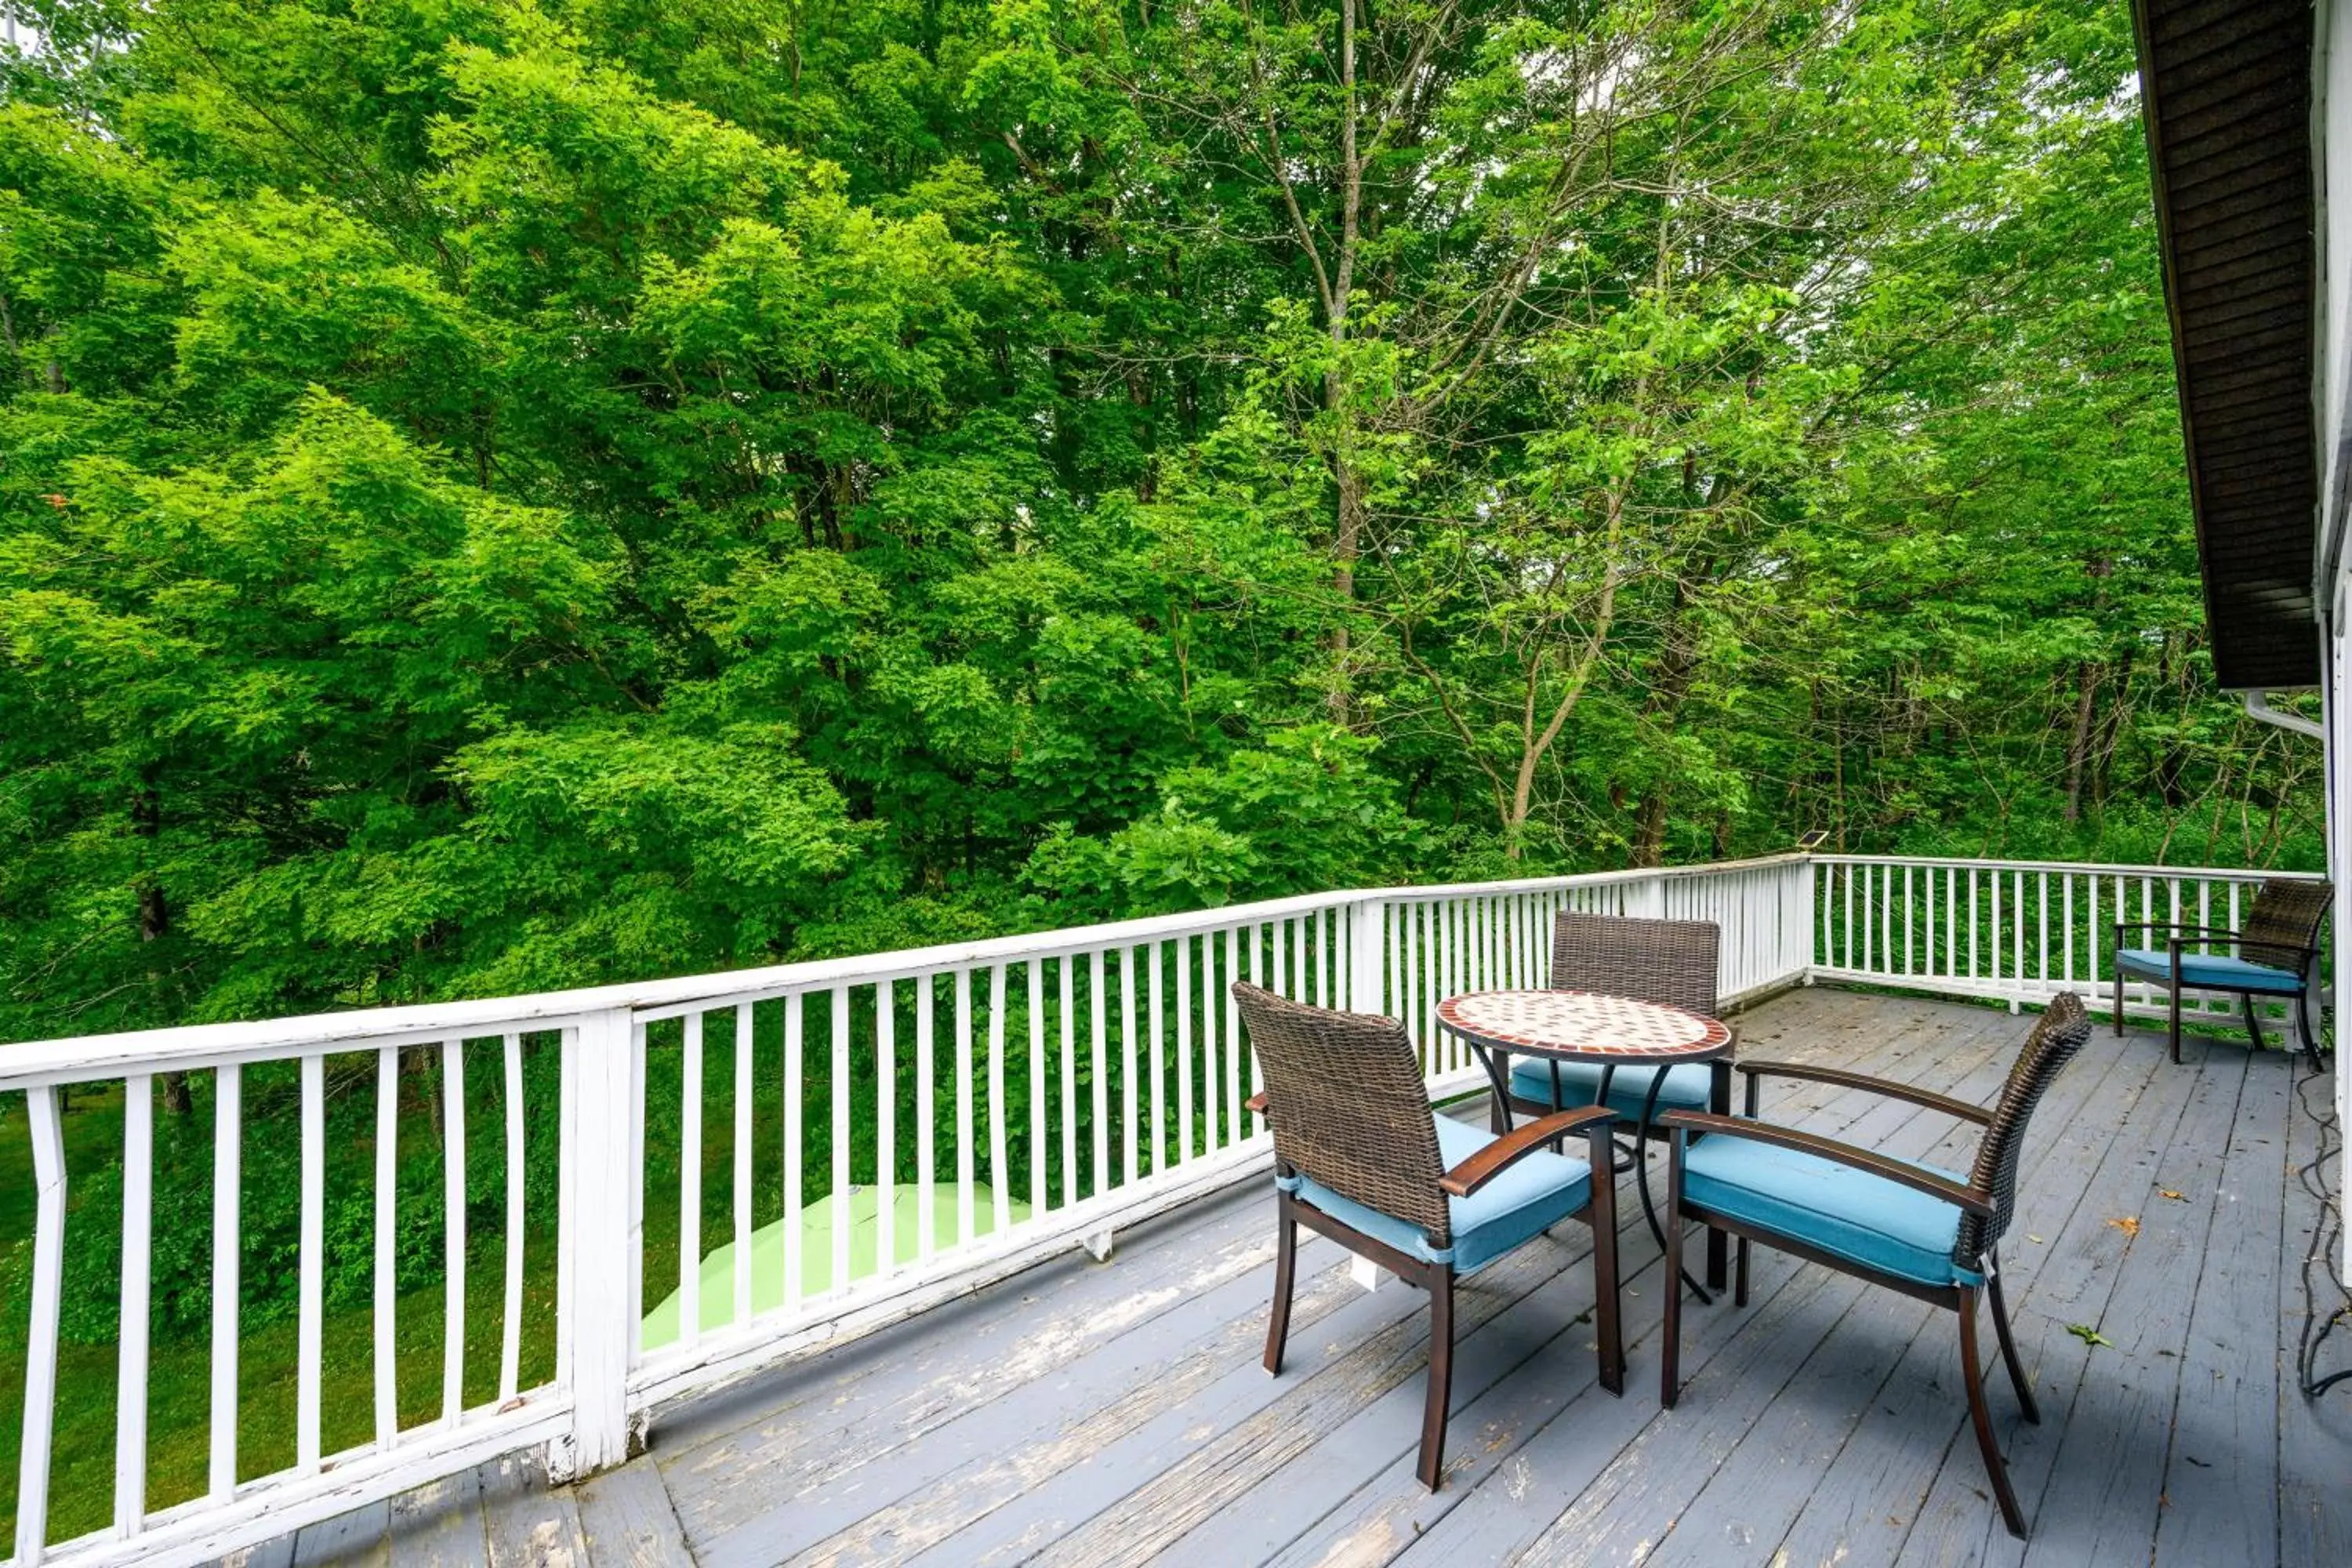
[481,1450,588,1568]
[660,1174,1281,1542]
[2005,1037,2247,1566]
[288,1498,389,1567]
[1757,1022,2165,1568]
[573,1461,691,1568]
[1500,1005,2050,1568]
[2152,1040,2288,1568]
[1643,1011,2131,1568]
[247,988,2352,1568]
[384,1471,485,1568]
[1886,1020,2214,1568]
[2276,1058,2352,1568]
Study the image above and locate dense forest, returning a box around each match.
[0,0,2325,1050]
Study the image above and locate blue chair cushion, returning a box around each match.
[1276,1114,1592,1276]
[1680,1131,1982,1287]
[2114,947,2303,994]
[1510,1058,1712,1120]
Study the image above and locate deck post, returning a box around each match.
[551,1005,639,1480]
[1349,895,1388,1016]
[1795,855,1817,986]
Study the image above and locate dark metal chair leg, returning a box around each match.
[1703,1062,1730,1294]
[2114,963,2125,1035]
[2296,980,2325,1072]
[1417,1271,1455,1490]
[1584,1121,1625,1396]
[1733,1237,1751,1308]
[1264,1199,1298,1376]
[2169,978,2182,1064]
[1959,1284,2029,1539]
[1661,1131,1687,1408]
[2241,990,2266,1053]
[1986,1254,2036,1424]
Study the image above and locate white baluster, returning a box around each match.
[445,1039,468,1417]
[210,1063,241,1501]
[375,1047,399,1450]
[116,1073,152,1539]
[833,985,854,1290]
[17,1085,67,1566]
[298,1053,325,1468]
[956,966,977,1242]
[678,1015,702,1352]
[734,1006,753,1319]
[875,989,895,1278]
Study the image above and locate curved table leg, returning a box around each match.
[1473,1043,1515,1133]
[1634,1068,1712,1305]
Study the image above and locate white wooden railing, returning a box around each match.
[0,850,2315,1567]
[1812,855,2328,1033]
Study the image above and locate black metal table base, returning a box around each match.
[1479,1045,1714,1304]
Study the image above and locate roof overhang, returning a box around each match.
[2132,0,2323,690]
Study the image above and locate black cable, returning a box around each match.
[2293,1041,2352,1399]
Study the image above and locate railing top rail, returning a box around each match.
[1813,854,2323,880]
[0,854,1813,1082]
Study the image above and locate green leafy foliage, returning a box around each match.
[0,0,2312,1036]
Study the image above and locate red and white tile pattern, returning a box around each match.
[1436,989,1731,1059]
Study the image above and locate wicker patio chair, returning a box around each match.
[1655,992,2093,1539]
[1236,981,1624,1490]
[1505,912,1735,1131]
[2111,877,2331,1068]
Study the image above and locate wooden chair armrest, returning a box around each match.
[1439,1105,1615,1197]
[1655,1111,1995,1214]
[1245,1091,1269,1116]
[1732,1060,1991,1125]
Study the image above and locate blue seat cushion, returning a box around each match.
[2114,948,2303,994]
[1276,1115,1592,1276]
[1510,1057,1712,1120]
[1680,1131,1981,1287]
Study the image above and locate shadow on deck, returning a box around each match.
[232,987,2352,1568]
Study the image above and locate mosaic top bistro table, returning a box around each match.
[1436,988,1736,1300]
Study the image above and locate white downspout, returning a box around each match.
[2245,688,2328,739]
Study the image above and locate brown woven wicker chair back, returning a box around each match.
[2238,878,2332,971]
[1549,912,1721,1018]
[1232,982,1451,1246]
[1955,993,2092,1264]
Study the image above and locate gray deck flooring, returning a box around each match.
[239,986,2352,1567]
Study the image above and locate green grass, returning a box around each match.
[0,1248,560,1548]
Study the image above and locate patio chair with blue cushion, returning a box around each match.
[1654,993,2093,1539]
[1235,981,1624,1490]
[1508,911,1737,1289]
[1505,911,1733,1131]
[2111,877,2330,1068]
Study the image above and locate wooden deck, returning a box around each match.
[233,987,2352,1567]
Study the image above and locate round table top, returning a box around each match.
[1435,989,1733,1062]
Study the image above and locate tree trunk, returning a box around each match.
[1630,578,1700,867]
[2063,659,2102,825]
[1321,0,1365,727]
[132,776,194,1116]
[1327,459,1363,724]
